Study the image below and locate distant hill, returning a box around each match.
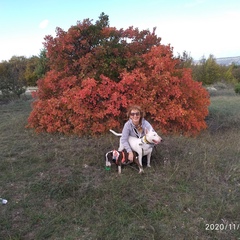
[215,56,240,66]
[194,56,240,66]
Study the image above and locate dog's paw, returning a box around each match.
[106,161,111,167]
[147,164,151,168]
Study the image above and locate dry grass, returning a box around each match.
[0,91,240,239]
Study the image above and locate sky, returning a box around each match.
[0,0,240,62]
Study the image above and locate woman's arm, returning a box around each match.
[120,122,132,152]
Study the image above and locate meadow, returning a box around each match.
[0,87,240,240]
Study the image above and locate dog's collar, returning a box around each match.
[142,136,151,144]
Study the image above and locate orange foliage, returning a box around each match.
[27,14,210,136]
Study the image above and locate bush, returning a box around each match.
[234,83,240,94]
[27,13,210,136]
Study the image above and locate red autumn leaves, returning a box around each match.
[27,14,210,136]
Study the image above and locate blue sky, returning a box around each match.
[0,0,240,61]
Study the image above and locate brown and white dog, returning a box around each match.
[105,149,141,174]
[110,128,162,173]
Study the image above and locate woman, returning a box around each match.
[119,105,155,162]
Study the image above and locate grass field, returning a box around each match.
[0,89,240,240]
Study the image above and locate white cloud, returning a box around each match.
[39,19,49,29]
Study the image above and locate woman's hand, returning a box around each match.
[128,151,134,161]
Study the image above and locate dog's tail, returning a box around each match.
[109,129,122,137]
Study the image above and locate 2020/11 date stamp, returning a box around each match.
[205,223,240,231]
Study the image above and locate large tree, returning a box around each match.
[27,13,210,136]
[0,56,27,98]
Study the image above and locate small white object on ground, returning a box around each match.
[0,198,8,205]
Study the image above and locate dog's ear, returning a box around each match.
[107,152,113,161]
[144,128,148,134]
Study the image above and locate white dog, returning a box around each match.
[109,129,162,173]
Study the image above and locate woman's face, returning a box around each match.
[130,109,141,125]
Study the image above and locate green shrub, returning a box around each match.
[234,83,240,94]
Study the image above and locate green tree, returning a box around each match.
[25,56,39,86]
[0,56,27,98]
[0,61,9,96]
[191,56,205,83]
[177,51,194,69]
[192,55,221,84]
[222,64,237,84]
[232,65,240,82]
[35,49,50,80]
[204,55,221,84]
